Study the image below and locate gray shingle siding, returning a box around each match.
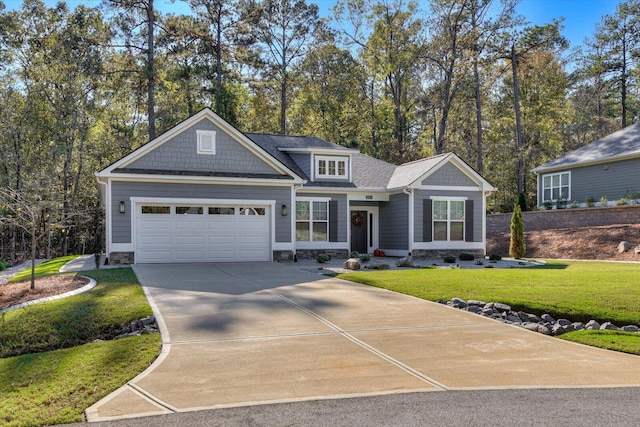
[296,192,348,242]
[379,193,409,249]
[414,190,483,242]
[111,181,292,243]
[537,157,640,206]
[422,162,477,187]
[127,119,280,175]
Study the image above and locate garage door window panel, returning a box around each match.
[142,206,170,214]
[209,207,235,215]
[176,206,203,215]
[240,207,266,215]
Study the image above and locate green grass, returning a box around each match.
[0,334,160,426]
[561,330,640,355]
[7,255,80,283]
[0,267,161,426]
[337,260,640,354]
[1,268,154,357]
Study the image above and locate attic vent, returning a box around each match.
[197,130,216,155]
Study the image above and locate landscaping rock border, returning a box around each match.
[441,298,640,336]
[93,315,159,342]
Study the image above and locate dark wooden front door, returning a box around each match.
[350,210,368,254]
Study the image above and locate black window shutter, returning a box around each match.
[329,200,338,242]
[465,199,474,242]
[423,199,432,242]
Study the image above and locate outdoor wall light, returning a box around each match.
[281,204,288,216]
[119,201,126,214]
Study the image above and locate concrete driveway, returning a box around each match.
[86,263,640,422]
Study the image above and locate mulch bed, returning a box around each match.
[0,275,89,310]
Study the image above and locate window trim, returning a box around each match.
[430,196,466,242]
[541,171,570,203]
[314,155,349,180]
[295,197,330,242]
[197,130,216,155]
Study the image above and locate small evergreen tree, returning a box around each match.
[509,205,526,259]
[517,192,527,212]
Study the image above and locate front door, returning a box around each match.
[350,210,368,254]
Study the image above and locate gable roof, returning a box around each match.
[96,108,493,192]
[533,122,640,174]
[96,108,304,182]
[388,154,450,189]
[248,133,493,191]
[245,133,349,180]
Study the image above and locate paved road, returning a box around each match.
[85,262,640,424]
[74,387,640,426]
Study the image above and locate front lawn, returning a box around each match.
[1,268,153,357]
[0,267,161,426]
[337,260,640,354]
[0,335,159,427]
[7,255,80,283]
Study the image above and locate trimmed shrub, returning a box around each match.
[489,254,502,261]
[443,255,456,263]
[350,251,359,258]
[585,196,595,207]
[316,253,331,263]
[459,253,475,261]
[359,254,370,262]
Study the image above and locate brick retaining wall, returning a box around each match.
[487,205,640,234]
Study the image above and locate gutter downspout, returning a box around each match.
[403,188,414,255]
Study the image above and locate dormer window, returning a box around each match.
[197,130,216,155]
[315,155,348,180]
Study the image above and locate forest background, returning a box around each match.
[1,0,638,260]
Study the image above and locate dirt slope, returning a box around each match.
[486,224,640,261]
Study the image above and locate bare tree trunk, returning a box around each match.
[473,55,484,174]
[30,224,36,290]
[215,7,223,116]
[621,35,627,128]
[280,74,287,134]
[147,0,156,140]
[511,44,525,195]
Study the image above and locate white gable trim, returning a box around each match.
[96,108,303,182]
[409,153,496,192]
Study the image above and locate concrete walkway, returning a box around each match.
[85,262,640,422]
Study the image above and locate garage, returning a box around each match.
[134,203,271,263]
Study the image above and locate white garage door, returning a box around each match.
[135,203,271,263]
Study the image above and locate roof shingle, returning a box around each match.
[534,122,640,172]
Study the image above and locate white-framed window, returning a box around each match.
[542,171,570,202]
[197,130,216,155]
[296,198,329,241]
[315,155,348,180]
[432,198,465,241]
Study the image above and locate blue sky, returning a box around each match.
[3,0,624,49]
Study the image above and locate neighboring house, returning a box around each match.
[95,108,496,264]
[532,122,640,208]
